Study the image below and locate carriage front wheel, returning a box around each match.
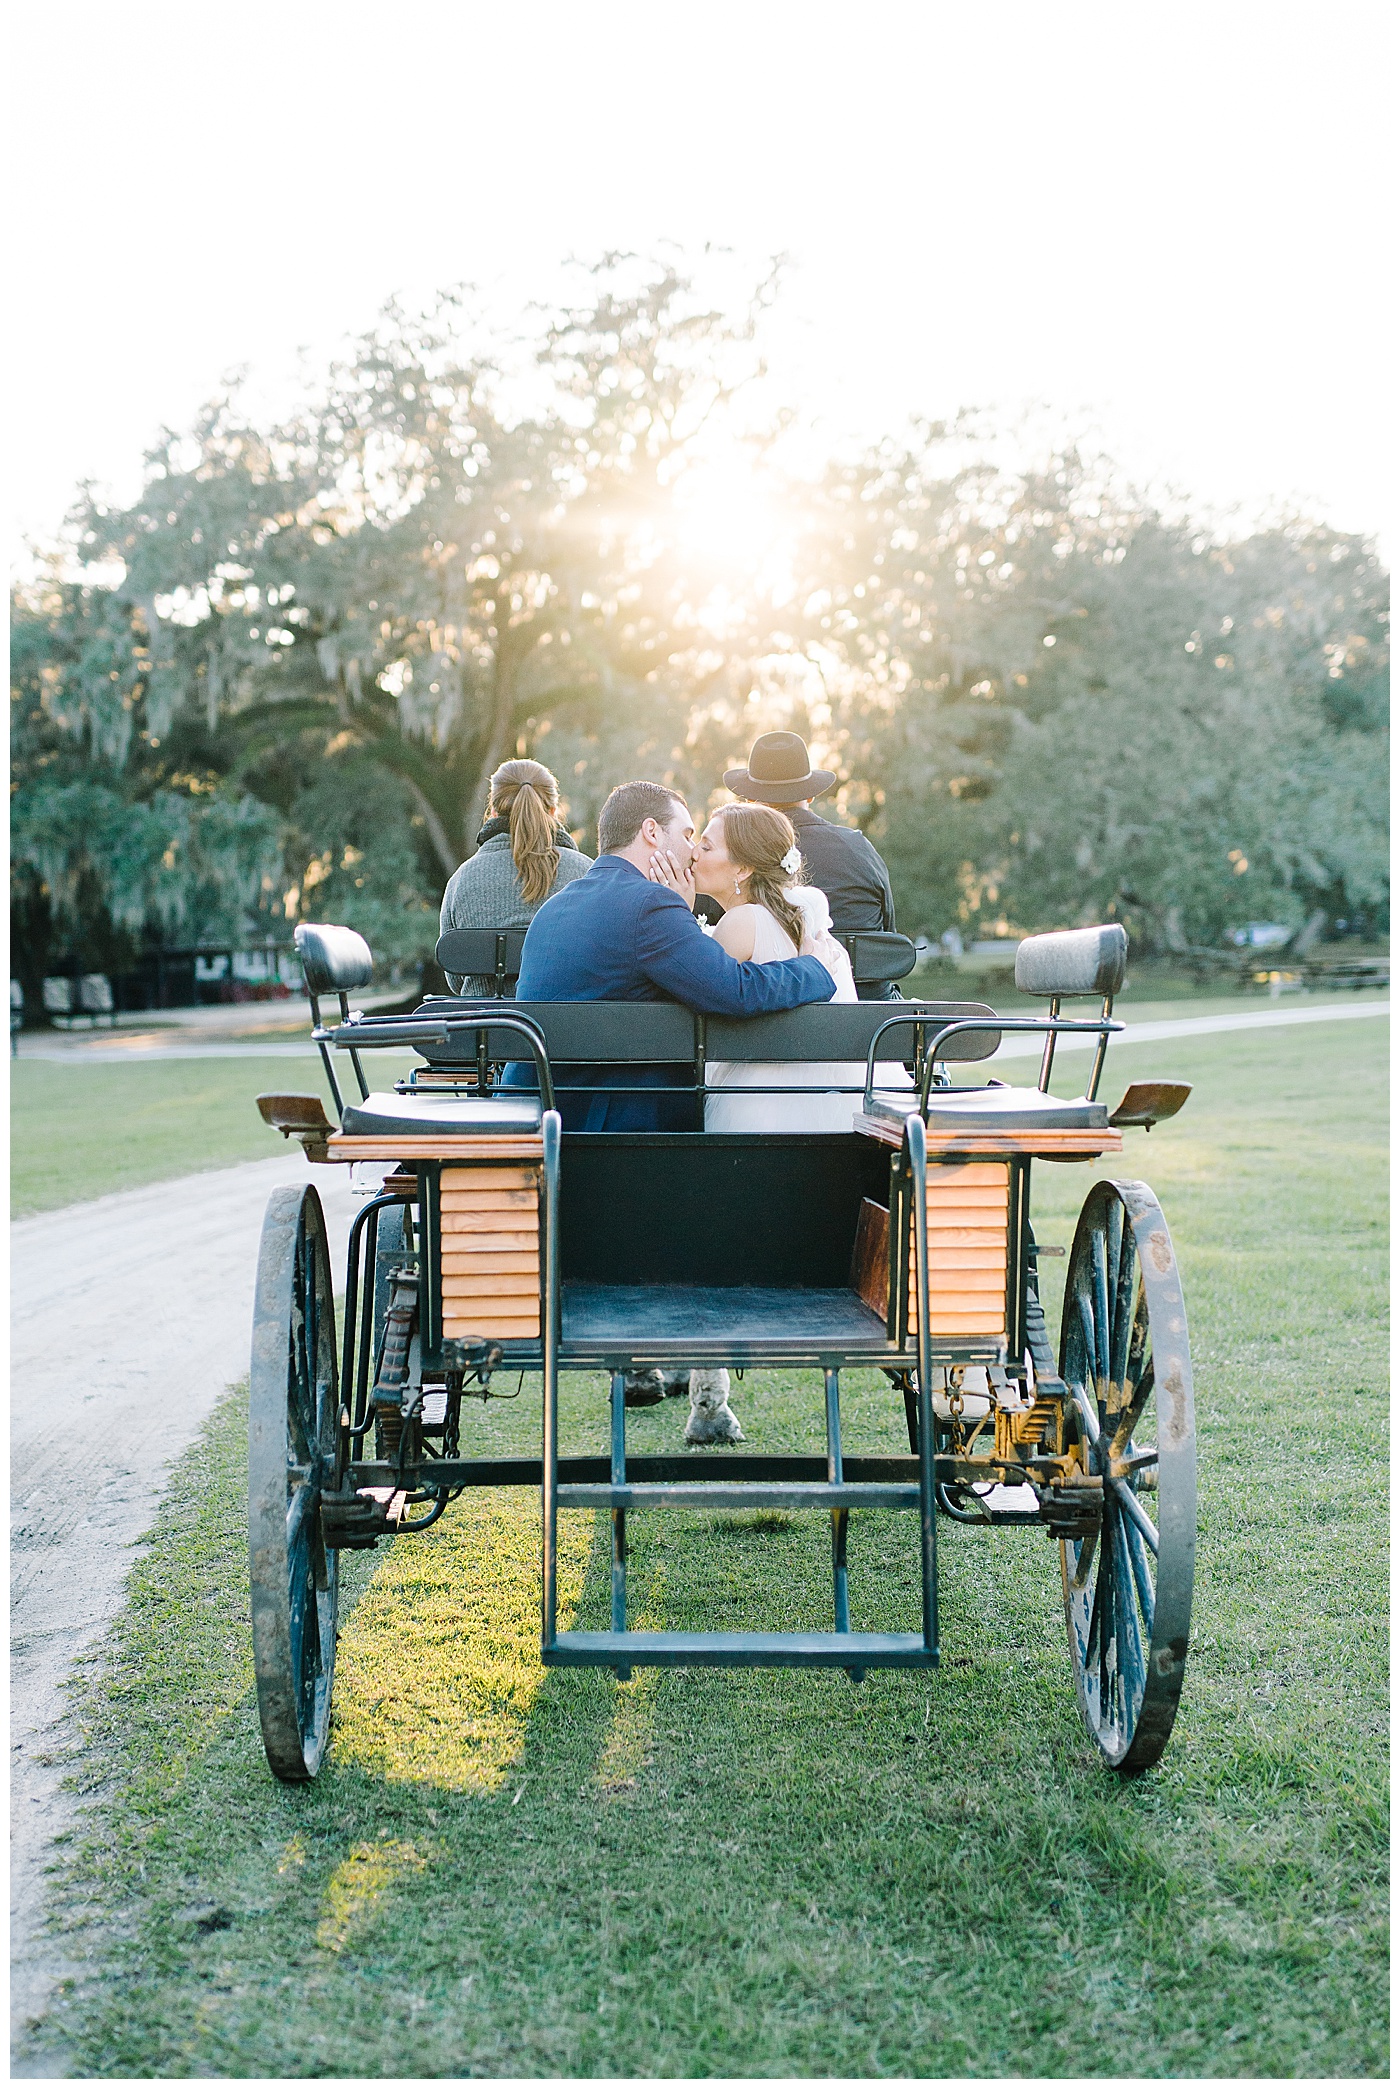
[1058,1178,1196,1772]
[249,1181,340,1781]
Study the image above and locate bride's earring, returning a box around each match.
[734,877,743,897]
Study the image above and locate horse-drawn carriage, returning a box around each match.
[251,919,1195,1786]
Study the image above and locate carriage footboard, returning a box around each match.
[541,1113,943,1680]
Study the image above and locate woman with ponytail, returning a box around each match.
[439,760,592,994]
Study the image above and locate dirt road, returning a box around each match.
[9,1154,357,2051]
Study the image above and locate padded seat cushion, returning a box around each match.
[340,1091,543,1137]
[922,1084,1109,1132]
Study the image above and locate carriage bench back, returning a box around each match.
[410,998,1002,1071]
[435,927,921,996]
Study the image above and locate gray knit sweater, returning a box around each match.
[439,832,593,993]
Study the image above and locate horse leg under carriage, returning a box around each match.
[252,921,1194,1782]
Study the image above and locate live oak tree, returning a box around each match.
[11,258,782,978]
[790,428,1389,945]
[9,267,1389,987]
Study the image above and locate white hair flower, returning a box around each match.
[779,844,802,876]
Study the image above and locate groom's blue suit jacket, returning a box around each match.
[511,853,834,1129]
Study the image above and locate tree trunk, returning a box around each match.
[403,779,460,885]
[464,632,520,851]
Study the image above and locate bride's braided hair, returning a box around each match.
[718,803,807,952]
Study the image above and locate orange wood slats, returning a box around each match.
[925,1247,1009,1268]
[328,1135,545,1162]
[441,1253,538,1278]
[852,1113,1123,1160]
[438,1165,541,1341]
[440,1170,540,1196]
[922,1266,1006,1292]
[440,1228,539,1245]
[929,1161,1010,1185]
[437,1198,540,1223]
[441,1264,540,1288]
[925,1222,1007,1240]
[911,1161,1010,1340]
[443,1314,540,1339]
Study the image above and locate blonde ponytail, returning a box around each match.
[487,758,563,907]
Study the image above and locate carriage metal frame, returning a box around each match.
[250,922,1196,1786]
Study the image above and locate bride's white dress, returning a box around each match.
[704,887,911,1132]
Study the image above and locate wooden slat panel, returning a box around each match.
[440,1169,539,1194]
[854,1114,1123,1158]
[919,1219,1011,1236]
[911,1156,1009,1336]
[916,1248,1007,1274]
[443,1314,540,1338]
[435,1159,543,1341]
[441,1234,537,1258]
[328,1135,544,1160]
[444,1300,539,1322]
[922,1247,1008,1270]
[439,1201,539,1226]
[443,1265,539,1290]
[441,1252,538,1277]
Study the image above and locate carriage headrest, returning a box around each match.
[835,931,918,984]
[1014,923,1127,998]
[436,927,528,981]
[294,922,374,995]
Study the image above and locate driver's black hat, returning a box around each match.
[723,731,836,806]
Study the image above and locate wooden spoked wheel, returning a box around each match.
[249,1182,340,1782]
[1058,1178,1196,1772]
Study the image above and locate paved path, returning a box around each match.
[18,1038,327,1061]
[15,993,1390,1063]
[990,996,1389,1060]
[9,1155,358,2053]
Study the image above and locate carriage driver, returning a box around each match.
[725,732,899,999]
[512,780,837,1442]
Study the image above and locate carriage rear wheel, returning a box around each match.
[1058,1178,1196,1772]
[250,1182,340,1781]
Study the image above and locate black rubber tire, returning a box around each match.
[1058,1178,1196,1773]
[249,1182,340,1782]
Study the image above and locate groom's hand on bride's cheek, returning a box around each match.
[648,849,697,907]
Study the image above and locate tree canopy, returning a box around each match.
[11,257,1388,992]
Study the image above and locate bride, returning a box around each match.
[650,801,878,1132]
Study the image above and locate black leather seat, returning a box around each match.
[436,929,527,996]
[921,1084,1109,1132]
[340,1091,543,1137]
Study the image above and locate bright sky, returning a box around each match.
[6,1,1391,560]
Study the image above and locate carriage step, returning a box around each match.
[546,1630,937,1669]
[557,1481,919,1511]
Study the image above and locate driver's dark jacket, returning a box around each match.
[508,853,834,1129]
[787,806,898,1000]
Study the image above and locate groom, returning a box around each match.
[514,778,834,1131]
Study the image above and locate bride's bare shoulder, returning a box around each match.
[711,905,762,960]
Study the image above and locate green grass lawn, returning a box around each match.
[28,1016,1389,2076]
[9,1053,418,1218]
